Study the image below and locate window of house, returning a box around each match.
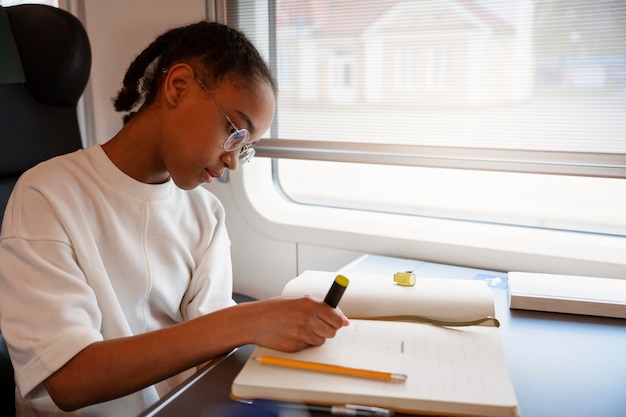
[431,47,451,88]
[330,52,353,103]
[227,0,626,242]
[395,47,418,89]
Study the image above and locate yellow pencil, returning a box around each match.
[254,355,407,382]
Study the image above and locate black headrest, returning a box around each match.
[0,4,90,180]
[4,4,91,106]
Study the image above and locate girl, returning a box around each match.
[0,21,348,417]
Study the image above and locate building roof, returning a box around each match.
[277,0,513,35]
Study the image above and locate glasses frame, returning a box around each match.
[195,76,255,162]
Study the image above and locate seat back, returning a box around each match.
[0,5,91,415]
[0,4,91,219]
[0,333,14,416]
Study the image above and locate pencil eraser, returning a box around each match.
[394,271,416,286]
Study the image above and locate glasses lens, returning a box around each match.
[239,146,255,162]
[224,128,249,152]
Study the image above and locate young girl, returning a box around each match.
[0,21,348,417]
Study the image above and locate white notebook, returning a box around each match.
[508,272,626,319]
[232,271,520,417]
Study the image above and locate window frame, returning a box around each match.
[228,157,626,279]
[254,139,626,179]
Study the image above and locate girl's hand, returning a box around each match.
[243,296,349,352]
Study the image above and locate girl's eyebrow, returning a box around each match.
[236,110,256,135]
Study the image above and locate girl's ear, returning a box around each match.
[162,63,195,108]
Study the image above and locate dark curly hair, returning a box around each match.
[113,21,277,123]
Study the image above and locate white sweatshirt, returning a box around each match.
[0,145,235,417]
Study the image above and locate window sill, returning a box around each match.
[229,158,626,279]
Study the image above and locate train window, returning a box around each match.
[229,0,625,238]
[0,0,57,5]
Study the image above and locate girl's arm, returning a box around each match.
[44,296,348,411]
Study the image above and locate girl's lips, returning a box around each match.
[204,168,222,183]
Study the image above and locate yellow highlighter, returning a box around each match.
[323,274,349,308]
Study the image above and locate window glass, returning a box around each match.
[229,0,626,236]
[0,0,57,5]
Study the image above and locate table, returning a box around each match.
[139,255,626,417]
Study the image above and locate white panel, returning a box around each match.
[205,181,298,300]
[296,244,364,276]
[82,0,206,144]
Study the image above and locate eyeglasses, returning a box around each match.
[195,77,255,163]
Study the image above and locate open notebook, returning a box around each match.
[231,271,520,417]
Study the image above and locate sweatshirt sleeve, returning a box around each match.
[0,177,104,398]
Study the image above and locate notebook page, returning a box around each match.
[232,319,520,417]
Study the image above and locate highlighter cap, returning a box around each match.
[335,274,349,287]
